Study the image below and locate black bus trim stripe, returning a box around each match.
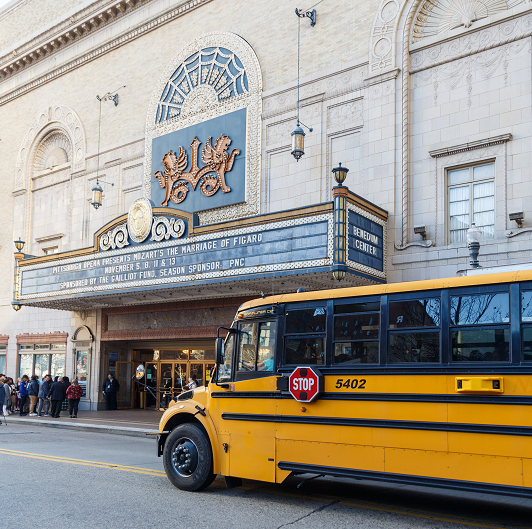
[221,412,532,436]
[276,462,532,499]
[210,391,532,405]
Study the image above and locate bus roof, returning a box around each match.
[238,269,532,311]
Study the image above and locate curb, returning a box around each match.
[5,417,157,438]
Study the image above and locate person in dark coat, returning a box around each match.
[37,374,52,417]
[19,375,29,416]
[0,380,5,424]
[50,377,66,418]
[102,374,120,410]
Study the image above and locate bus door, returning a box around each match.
[210,319,278,482]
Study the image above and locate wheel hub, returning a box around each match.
[171,438,199,477]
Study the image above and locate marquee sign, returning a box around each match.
[15,190,387,310]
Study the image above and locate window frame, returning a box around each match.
[447,161,496,245]
[234,318,280,381]
[333,295,380,366]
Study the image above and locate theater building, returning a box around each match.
[0,0,530,409]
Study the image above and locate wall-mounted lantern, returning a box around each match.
[467,223,482,268]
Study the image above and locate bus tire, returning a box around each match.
[163,423,215,491]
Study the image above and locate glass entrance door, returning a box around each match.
[145,363,158,408]
[116,361,134,408]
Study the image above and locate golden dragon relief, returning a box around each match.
[154,134,240,206]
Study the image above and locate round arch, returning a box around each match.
[15,105,86,192]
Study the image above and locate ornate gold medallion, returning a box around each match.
[127,198,153,243]
[153,133,240,206]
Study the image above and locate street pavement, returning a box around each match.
[0,423,530,529]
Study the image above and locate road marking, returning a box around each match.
[0,448,166,476]
[0,449,524,528]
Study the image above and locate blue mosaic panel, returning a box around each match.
[348,210,383,272]
[156,47,248,123]
[151,109,246,213]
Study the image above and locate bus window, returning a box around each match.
[240,321,278,372]
[334,310,379,364]
[451,328,509,362]
[334,342,378,364]
[286,308,326,333]
[450,293,509,325]
[217,332,236,383]
[450,292,510,362]
[389,299,440,328]
[521,291,532,361]
[237,322,258,371]
[285,337,325,365]
[388,332,440,363]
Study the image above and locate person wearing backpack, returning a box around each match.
[28,375,39,416]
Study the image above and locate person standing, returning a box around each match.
[37,374,52,417]
[102,374,120,410]
[50,377,66,418]
[3,379,10,416]
[19,375,29,416]
[28,375,39,416]
[0,379,5,423]
[66,379,83,418]
[9,379,17,413]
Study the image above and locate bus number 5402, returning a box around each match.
[335,378,366,389]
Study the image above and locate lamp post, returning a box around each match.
[467,223,482,268]
[290,8,315,162]
[332,163,350,282]
[12,238,25,311]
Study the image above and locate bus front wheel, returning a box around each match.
[163,423,215,491]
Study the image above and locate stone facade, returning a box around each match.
[0,0,531,407]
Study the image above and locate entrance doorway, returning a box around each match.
[120,348,215,410]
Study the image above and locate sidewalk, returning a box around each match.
[5,409,162,437]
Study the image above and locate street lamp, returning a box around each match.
[14,238,25,251]
[290,9,315,162]
[91,181,103,209]
[467,223,482,268]
[332,163,349,186]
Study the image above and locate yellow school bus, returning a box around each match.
[156,270,532,497]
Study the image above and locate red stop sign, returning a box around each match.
[289,367,323,402]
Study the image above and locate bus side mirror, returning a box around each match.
[215,338,223,364]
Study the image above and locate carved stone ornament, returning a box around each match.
[150,217,186,242]
[154,134,240,206]
[144,32,262,226]
[127,198,153,243]
[99,225,130,251]
[412,0,526,43]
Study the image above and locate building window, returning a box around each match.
[0,345,6,374]
[448,163,495,244]
[17,343,65,379]
[43,246,58,255]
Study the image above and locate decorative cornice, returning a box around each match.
[0,0,213,106]
[0,334,9,345]
[35,233,64,243]
[394,240,434,250]
[363,67,400,87]
[505,228,532,238]
[0,0,148,81]
[429,134,512,158]
[16,332,68,344]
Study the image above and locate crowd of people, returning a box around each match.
[0,374,84,423]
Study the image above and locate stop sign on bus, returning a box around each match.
[288,367,323,402]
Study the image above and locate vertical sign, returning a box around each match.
[348,211,384,272]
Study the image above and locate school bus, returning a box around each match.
[155,270,532,497]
